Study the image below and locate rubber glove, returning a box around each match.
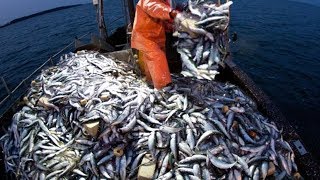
[173,12,198,38]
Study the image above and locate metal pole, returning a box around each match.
[98,0,108,41]
[126,0,135,45]
[127,0,135,25]
[122,0,128,25]
[1,77,11,95]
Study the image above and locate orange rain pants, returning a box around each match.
[131,0,173,89]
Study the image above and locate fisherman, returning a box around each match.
[131,0,196,89]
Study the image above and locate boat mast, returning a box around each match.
[127,0,135,25]
[125,0,135,45]
[93,0,108,41]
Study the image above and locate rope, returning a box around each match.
[108,16,125,26]
[0,32,91,118]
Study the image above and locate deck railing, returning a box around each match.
[0,32,91,119]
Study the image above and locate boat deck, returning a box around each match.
[105,49,320,178]
[0,49,319,178]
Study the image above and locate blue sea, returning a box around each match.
[0,0,319,161]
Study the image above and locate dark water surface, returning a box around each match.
[0,0,319,161]
[230,0,320,161]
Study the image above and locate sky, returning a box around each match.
[0,0,90,25]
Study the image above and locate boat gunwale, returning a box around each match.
[0,49,319,178]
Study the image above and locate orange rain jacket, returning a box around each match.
[131,0,173,89]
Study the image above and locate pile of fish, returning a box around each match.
[0,50,300,179]
[174,0,232,80]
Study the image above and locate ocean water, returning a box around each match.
[0,0,319,161]
[229,0,320,161]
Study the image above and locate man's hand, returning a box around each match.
[174,13,198,38]
[169,9,179,19]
